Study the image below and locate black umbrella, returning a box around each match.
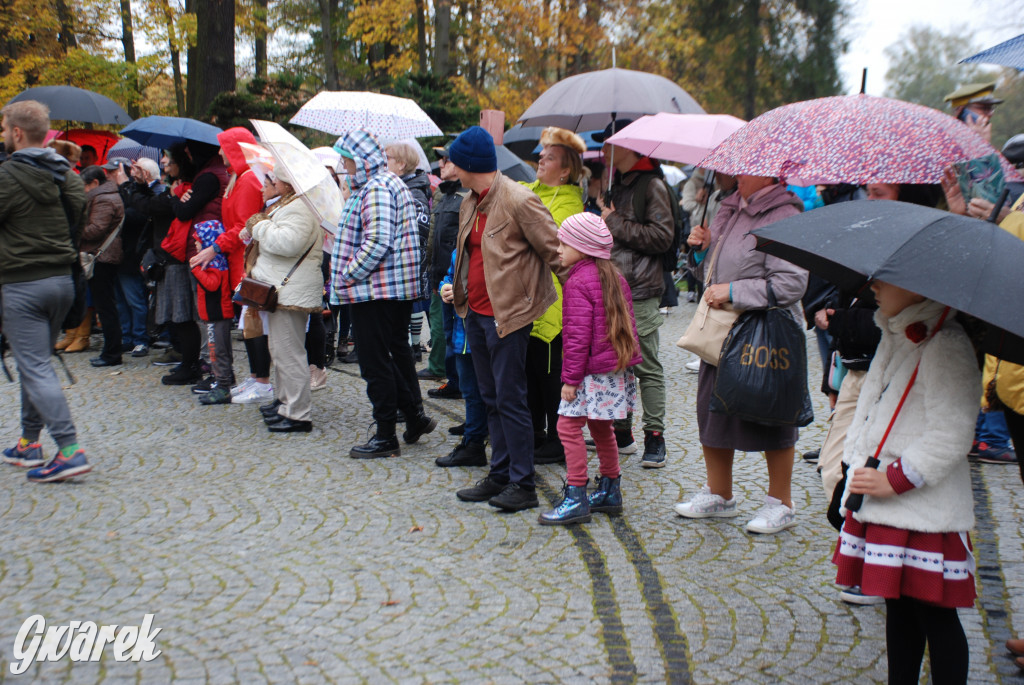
[7,86,132,125]
[752,200,1024,364]
[430,144,536,183]
[516,68,704,132]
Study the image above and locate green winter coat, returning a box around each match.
[521,181,583,345]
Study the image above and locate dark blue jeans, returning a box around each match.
[976,409,1012,450]
[442,301,460,391]
[455,353,486,443]
[466,310,534,488]
[116,272,150,347]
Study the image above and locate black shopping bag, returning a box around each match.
[709,286,813,427]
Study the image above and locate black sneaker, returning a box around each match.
[640,431,667,469]
[152,349,182,366]
[435,440,487,467]
[191,375,217,394]
[802,449,820,464]
[427,382,462,399]
[456,476,507,502]
[350,435,401,459]
[448,423,466,436]
[488,483,539,511]
[161,363,203,386]
[534,438,565,465]
[403,412,437,444]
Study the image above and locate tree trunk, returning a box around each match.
[120,0,140,118]
[433,0,450,77]
[187,0,236,119]
[319,0,339,89]
[414,0,427,73]
[185,0,196,115]
[159,0,186,116]
[54,0,78,53]
[254,0,269,79]
[742,0,760,120]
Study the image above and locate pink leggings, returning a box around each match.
[557,415,620,486]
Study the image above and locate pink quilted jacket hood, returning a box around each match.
[561,259,642,385]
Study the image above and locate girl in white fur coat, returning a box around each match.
[833,280,980,685]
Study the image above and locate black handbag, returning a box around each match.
[140,248,167,283]
[709,283,814,427]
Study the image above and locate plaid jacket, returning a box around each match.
[329,130,422,304]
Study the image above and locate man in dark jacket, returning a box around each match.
[0,100,92,482]
[424,145,464,397]
[596,119,675,468]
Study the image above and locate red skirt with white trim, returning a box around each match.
[832,512,976,608]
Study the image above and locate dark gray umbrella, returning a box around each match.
[752,200,1024,364]
[516,68,704,132]
[430,144,535,183]
[7,86,132,125]
[503,124,545,159]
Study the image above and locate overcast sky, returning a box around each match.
[839,0,1020,95]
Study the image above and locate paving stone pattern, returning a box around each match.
[1,301,1023,683]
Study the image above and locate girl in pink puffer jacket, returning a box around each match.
[538,213,642,526]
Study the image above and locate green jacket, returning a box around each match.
[521,181,583,344]
[0,148,85,285]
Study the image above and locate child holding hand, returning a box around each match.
[538,213,642,526]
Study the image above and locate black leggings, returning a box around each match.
[244,335,271,378]
[885,597,967,685]
[171,320,201,365]
[306,313,326,368]
[525,335,562,441]
[1003,406,1024,486]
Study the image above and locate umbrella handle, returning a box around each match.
[843,457,880,513]
[988,188,1010,223]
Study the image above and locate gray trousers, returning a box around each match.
[207,320,234,384]
[1,276,77,448]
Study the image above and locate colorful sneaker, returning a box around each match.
[838,586,885,605]
[199,386,232,405]
[27,449,91,482]
[745,495,797,534]
[2,442,45,467]
[191,375,217,394]
[232,382,275,405]
[230,377,257,397]
[977,443,1017,464]
[674,485,739,518]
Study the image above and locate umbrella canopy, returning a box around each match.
[120,115,223,149]
[238,141,276,184]
[55,129,120,164]
[751,200,1024,364]
[605,113,746,166]
[516,68,704,132]
[7,85,132,125]
[107,137,161,165]
[430,144,535,183]
[700,94,1021,186]
[290,91,442,139]
[960,32,1024,70]
[250,120,342,233]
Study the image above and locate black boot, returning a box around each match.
[435,439,487,467]
[403,411,437,444]
[534,436,565,465]
[161,362,203,386]
[350,432,400,459]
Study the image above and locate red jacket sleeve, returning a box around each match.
[217,172,264,256]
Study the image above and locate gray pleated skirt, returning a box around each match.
[696,361,798,452]
[154,264,198,325]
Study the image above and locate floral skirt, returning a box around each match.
[558,370,637,421]
[833,512,976,608]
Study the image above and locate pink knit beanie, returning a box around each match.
[558,212,613,260]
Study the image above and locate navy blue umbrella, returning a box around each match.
[120,116,223,149]
[752,200,1024,364]
[7,86,132,125]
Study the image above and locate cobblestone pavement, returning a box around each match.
[2,302,1024,683]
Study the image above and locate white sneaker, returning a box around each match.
[659,307,670,315]
[231,382,274,404]
[838,586,885,605]
[674,485,739,518]
[310,365,328,391]
[745,496,797,534]
[685,358,701,372]
[230,377,257,397]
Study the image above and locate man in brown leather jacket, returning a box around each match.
[441,126,563,512]
[596,119,675,468]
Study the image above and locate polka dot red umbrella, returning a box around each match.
[699,94,1022,186]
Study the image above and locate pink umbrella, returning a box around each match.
[700,94,1022,185]
[605,113,746,166]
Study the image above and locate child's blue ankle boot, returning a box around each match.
[588,476,622,514]
[538,484,591,525]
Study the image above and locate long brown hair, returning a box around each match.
[595,258,638,371]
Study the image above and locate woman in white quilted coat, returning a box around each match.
[249,175,324,432]
[833,280,981,685]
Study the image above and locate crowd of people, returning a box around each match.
[2,77,1024,683]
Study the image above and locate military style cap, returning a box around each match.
[944,81,1004,108]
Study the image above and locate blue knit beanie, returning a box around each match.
[448,126,497,173]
